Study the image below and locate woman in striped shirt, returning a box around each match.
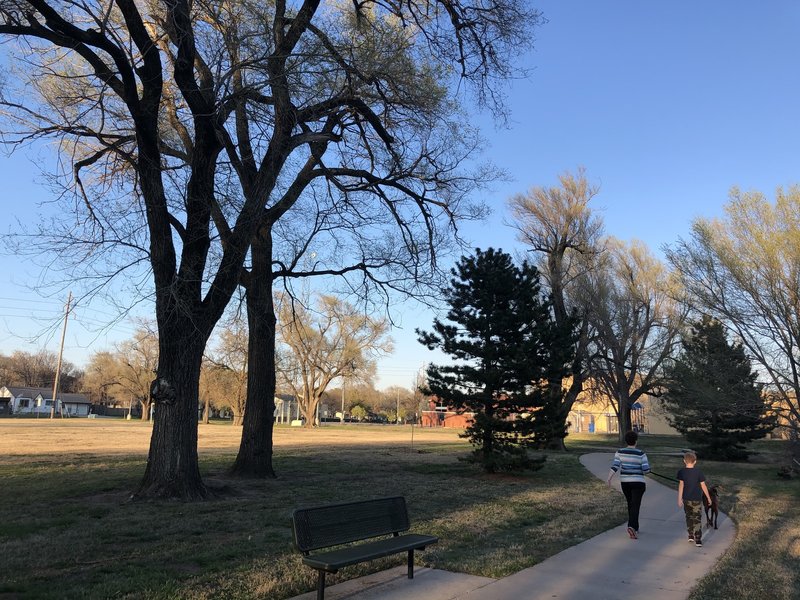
[606,430,651,539]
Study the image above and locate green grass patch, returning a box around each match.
[0,427,626,599]
[0,424,797,599]
[644,441,800,600]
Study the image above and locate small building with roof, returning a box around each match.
[0,386,92,417]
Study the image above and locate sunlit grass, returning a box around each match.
[0,422,797,598]
[646,443,800,600]
[0,421,625,599]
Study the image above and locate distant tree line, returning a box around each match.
[0,350,82,393]
[76,308,410,426]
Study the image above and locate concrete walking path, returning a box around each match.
[290,452,736,600]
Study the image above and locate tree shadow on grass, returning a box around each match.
[0,440,626,599]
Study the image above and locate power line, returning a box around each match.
[0,296,66,305]
[0,307,73,315]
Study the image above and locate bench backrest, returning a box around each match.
[291,496,411,553]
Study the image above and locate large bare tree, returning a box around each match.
[276,293,391,428]
[115,322,159,420]
[666,186,800,447]
[203,319,248,426]
[0,349,81,391]
[585,238,685,439]
[0,0,540,497]
[507,168,604,449]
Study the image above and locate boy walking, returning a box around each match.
[677,451,713,547]
[607,430,650,539]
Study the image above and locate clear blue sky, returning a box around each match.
[2,1,799,390]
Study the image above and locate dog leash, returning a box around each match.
[649,470,679,483]
[649,449,700,484]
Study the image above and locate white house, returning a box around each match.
[0,386,92,417]
[0,386,40,415]
[274,394,300,423]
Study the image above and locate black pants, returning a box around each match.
[621,481,646,531]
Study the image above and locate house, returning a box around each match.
[0,386,40,416]
[420,398,475,428]
[764,389,799,440]
[0,386,92,417]
[417,386,679,435]
[51,392,93,417]
[568,390,678,436]
[274,394,299,423]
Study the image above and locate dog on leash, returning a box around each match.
[703,485,721,529]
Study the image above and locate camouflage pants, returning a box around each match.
[684,500,702,540]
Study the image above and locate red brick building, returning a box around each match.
[420,398,474,428]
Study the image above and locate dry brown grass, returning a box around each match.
[0,419,463,456]
[9,422,795,599]
[1,420,624,600]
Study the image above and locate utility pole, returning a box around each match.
[50,292,72,419]
[396,388,400,425]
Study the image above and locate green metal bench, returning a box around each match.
[291,496,438,600]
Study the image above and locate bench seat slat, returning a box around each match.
[302,533,438,573]
[293,496,411,552]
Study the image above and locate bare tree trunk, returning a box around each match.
[549,378,583,451]
[618,391,631,443]
[231,230,277,478]
[134,332,206,500]
[140,398,151,421]
[301,395,320,428]
[483,404,495,473]
[616,355,630,442]
[548,318,588,451]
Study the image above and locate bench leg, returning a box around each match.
[407,549,415,579]
[316,571,326,600]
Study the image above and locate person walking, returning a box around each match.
[677,450,713,547]
[607,430,651,539]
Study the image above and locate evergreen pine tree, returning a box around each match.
[663,316,775,460]
[417,248,577,472]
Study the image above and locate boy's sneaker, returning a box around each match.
[627,527,638,539]
[688,536,695,543]
[695,539,703,547]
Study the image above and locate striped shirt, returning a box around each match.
[611,447,651,483]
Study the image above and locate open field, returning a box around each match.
[0,421,797,599]
[0,419,456,456]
